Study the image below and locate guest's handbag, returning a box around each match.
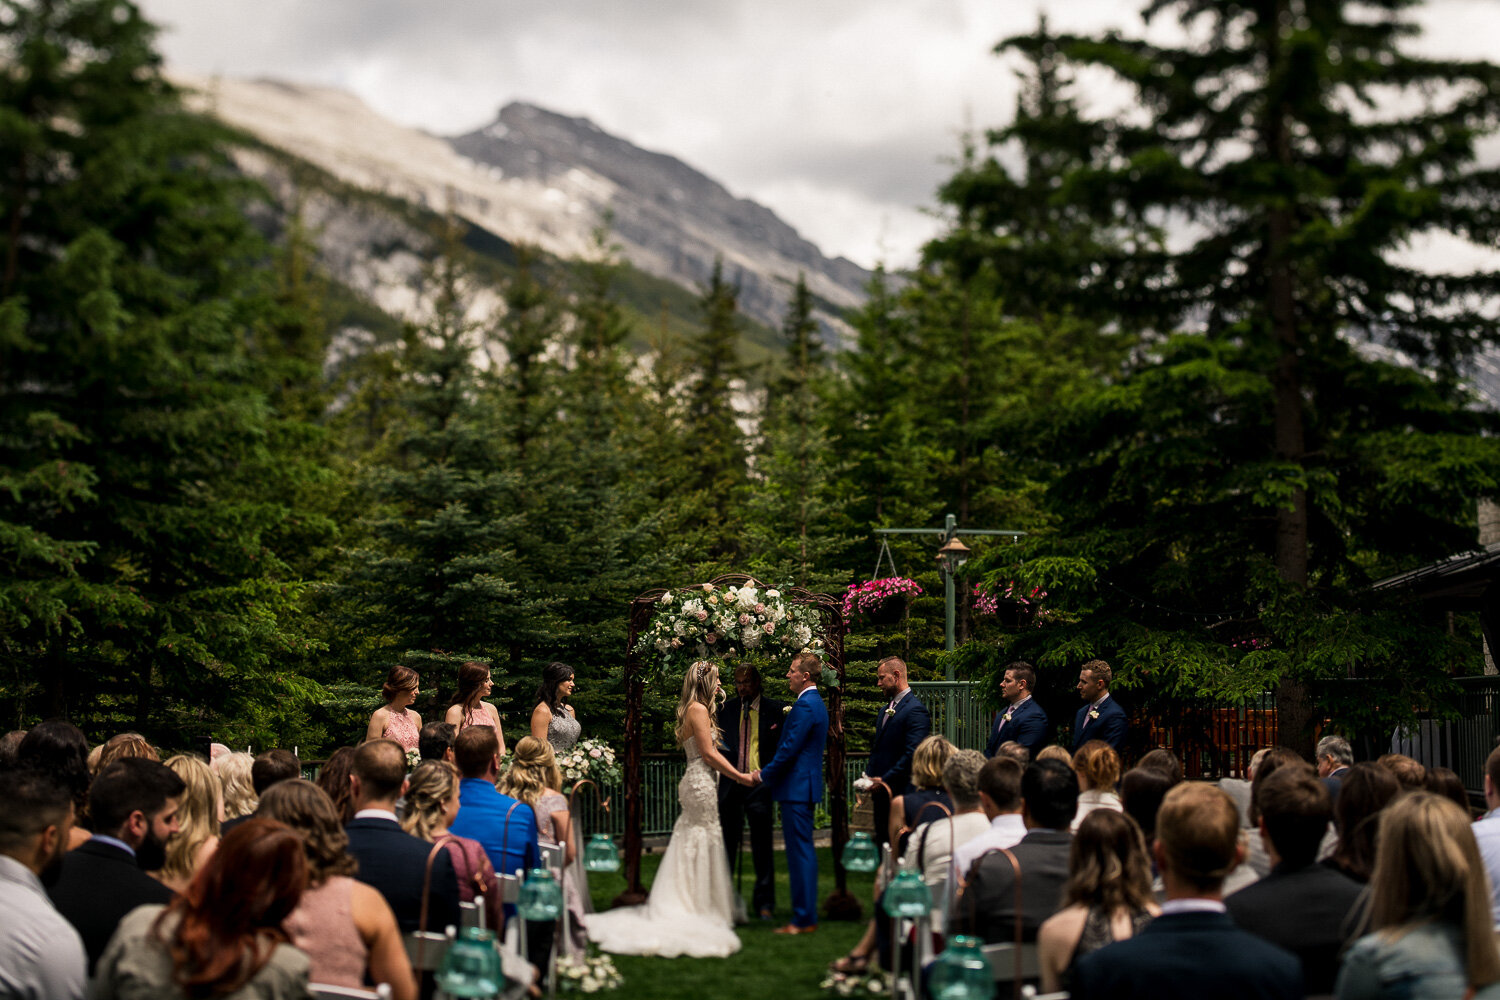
[405,840,453,972]
[959,846,1026,1000]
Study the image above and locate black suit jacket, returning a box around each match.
[1073,911,1302,1000]
[867,691,932,795]
[718,693,788,775]
[48,838,175,973]
[345,816,461,934]
[951,829,1071,944]
[1225,861,1364,995]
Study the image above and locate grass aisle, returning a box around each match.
[585,846,880,1000]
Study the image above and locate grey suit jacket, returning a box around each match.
[950,828,1072,944]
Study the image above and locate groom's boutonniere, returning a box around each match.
[1002,709,1014,724]
[1088,707,1100,721]
[884,706,897,720]
[783,705,793,715]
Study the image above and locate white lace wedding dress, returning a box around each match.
[586,736,741,957]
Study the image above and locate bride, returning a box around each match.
[587,660,752,958]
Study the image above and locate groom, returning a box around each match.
[753,651,829,935]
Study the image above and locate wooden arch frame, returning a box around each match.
[615,574,856,915]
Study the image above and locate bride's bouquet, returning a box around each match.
[642,582,824,677]
[556,738,621,789]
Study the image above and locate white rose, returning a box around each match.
[766,589,780,598]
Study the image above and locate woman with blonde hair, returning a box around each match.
[889,734,956,853]
[402,760,503,932]
[1071,739,1124,830]
[588,660,752,957]
[95,732,159,772]
[157,755,223,893]
[258,780,416,1000]
[1335,792,1500,999]
[501,737,589,953]
[215,751,257,821]
[1038,809,1159,992]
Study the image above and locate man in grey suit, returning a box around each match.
[950,758,1077,944]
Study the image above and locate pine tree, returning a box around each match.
[0,0,324,739]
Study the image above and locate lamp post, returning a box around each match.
[935,530,972,654]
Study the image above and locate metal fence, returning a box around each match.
[1395,676,1500,793]
[909,681,991,752]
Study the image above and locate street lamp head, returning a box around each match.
[936,536,971,576]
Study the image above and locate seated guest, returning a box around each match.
[995,741,1030,764]
[1426,766,1470,815]
[1244,746,1306,878]
[0,728,26,766]
[92,819,311,1000]
[48,758,182,973]
[0,770,87,1000]
[448,725,545,971]
[156,755,221,893]
[889,735,955,855]
[1469,746,1500,921]
[1336,793,1500,1000]
[900,749,990,891]
[952,756,1028,879]
[220,748,300,835]
[1072,784,1301,1000]
[419,722,457,764]
[1325,762,1400,884]
[1071,740,1123,831]
[1036,745,1073,766]
[951,758,1077,944]
[15,719,93,849]
[95,733,159,773]
[1226,764,1363,995]
[1375,752,1427,792]
[259,780,417,1000]
[402,760,503,933]
[215,751,257,824]
[1120,767,1174,847]
[1136,748,1184,786]
[1220,746,1272,828]
[499,739,590,955]
[344,739,461,935]
[1038,810,1159,993]
[315,746,358,824]
[1316,734,1354,799]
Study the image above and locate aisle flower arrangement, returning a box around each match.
[820,967,889,996]
[556,738,622,788]
[642,583,824,677]
[841,577,923,621]
[556,951,624,993]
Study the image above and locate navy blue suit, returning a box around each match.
[345,815,462,935]
[867,690,931,795]
[758,686,829,928]
[1072,910,1301,1000]
[1073,695,1127,754]
[985,696,1049,758]
[49,838,174,974]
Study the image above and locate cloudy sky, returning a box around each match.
[136,0,1499,271]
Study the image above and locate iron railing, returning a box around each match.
[1395,676,1500,793]
[909,680,991,752]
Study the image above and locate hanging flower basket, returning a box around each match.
[843,577,923,624]
[973,582,1047,628]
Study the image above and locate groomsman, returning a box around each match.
[754,652,829,935]
[1073,659,1127,755]
[863,656,931,849]
[717,664,786,920]
[985,661,1049,760]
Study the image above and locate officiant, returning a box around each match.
[717,663,786,920]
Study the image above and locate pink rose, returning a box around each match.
[763,622,776,634]
[739,613,751,625]
[706,632,719,643]
[755,603,766,614]
[589,748,602,758]
[696,609,708,621]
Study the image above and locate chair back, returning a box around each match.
[310,984,392,999]
[459,900,480,931]
[983,942,1041,983]
[402,841,453,972]
[540,841,565,872]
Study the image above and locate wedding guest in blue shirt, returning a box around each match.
[0,770,87,1000]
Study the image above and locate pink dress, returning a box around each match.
[459,706,497,731]
[284,875,367,990]
[382,708,420,751]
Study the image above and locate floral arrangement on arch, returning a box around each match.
[643,582,824,676]
[841,576,923,618]
[556,738,622,789]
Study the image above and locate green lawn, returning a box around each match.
[585,847,881,1000]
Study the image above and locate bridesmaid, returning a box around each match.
[365,666,421,752]
[530,662,581,754]
[445,661,506,754]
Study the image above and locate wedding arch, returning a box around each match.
[615,574,855,917]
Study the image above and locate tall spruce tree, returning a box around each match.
[682,259,749,564]
[0,0,323,739]
[983,0,1500,749]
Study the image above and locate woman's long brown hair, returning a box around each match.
[153,818,308,997]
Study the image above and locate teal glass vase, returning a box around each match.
[842,831,880,873]
[882,868,933,918]
[929,934,993,1000]
[517,867,563,921]
[584,833,621,872]
[436,926,502,998]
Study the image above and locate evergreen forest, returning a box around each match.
[5,0,1500,761]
